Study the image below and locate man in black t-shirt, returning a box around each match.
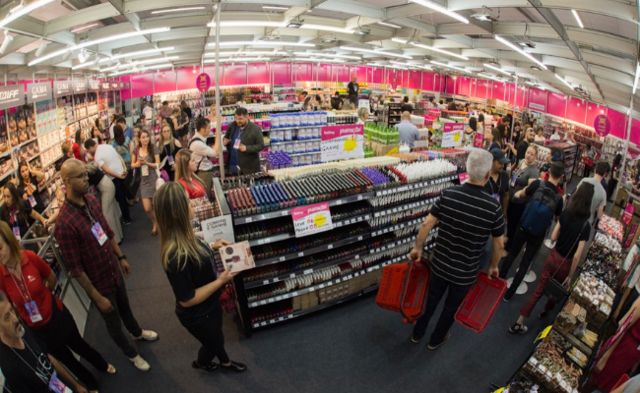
[347,76,359,106]
[512,127,535,163]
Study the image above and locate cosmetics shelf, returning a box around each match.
[374,173,457,196]
[372,197,438,218]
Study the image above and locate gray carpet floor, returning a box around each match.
[79,204,562,393]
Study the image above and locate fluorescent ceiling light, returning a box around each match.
[410,41,468,60]
[262,5,289,10]
[110,63,173,77]
[0,0,54,29]
[408,0,469,24]
[477,73,504,82]
[151,6,205,14]
[0,31,14,54]
[494,35,548,70]
[71,23,99,33]
[29,27,170,66]
[430,60,467,73]
[207,20,286,28]
[340,45,412,59]
[555,73,574,89]
[300,24,354,34]
[204,51,285,57]
[292,57,345,63]
[632,63,639,94]
[210,41,314,48]
[483,63,511,76]
[72,47,175,70]
[377,21,401,29]
[571,9,584,29]
[391,37,408,44]
[100,56,179,72]
[204,57,268,64]
[293,51,360,60]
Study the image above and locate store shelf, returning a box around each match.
[270,125,326,131]
[270,138,321,146]
[289,151,321,157]
[373,197,438,218]
[233,191,374,225]
[374,174,457,196]
[370,217,423,236]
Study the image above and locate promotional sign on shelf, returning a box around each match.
[0,85,25,110]
[26,83,52,103]
[593,114,610,137]
[320,124,364,163]
[291,202,334,238]
[201,215,235,244]
[443,123,465,133]
[473,132,484,148]
[442,130,463,147]
[196,73,211,93]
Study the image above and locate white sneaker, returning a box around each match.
[129,355,151,371]
[135,329,159,342]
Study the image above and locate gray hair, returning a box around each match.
[357,107,369,119]
[466,148,493,182]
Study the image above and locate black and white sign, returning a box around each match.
[0,84,25,110]
[26,82,52,103]
[73,79,87,93]
[88,79,100,91]
[54,80,71,97]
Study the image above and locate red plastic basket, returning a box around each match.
[455,272,507,333]
[375,260,430,323]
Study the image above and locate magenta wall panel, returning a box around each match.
[528,88,547,112]
[247,63,269,84]
[292,63,312,81]
[566,97,587,124]
[371,67,384,84]
[444,76,456,94]
[153,71,176,94]
[388,69,400,89]
[355,66,368,83]
[632,118,640,146]
[506,83,515,104]
[222,65,247,86]
[492,81,506,101]
[517,86,526,108]
[585,102,607,129]
[608,109,628,139]
[176,67,195,91]
[435,73,444,92]
[272,63,292,85]
[129,73,154,98]
[547,93,567,118]
[475,79,489,99]
[314,63,329,82]
[456,77,471,96]
[333,65,350,83]
[421,71,435,91]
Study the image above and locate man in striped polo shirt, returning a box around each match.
[409,148,506,349]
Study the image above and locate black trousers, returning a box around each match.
[506,201,526,250]
[99,283,142,358]
[412,273,472,345]
[112,177,131,221]
[500,226,545,298]
[181,307,230,365]
[33,301,108,390]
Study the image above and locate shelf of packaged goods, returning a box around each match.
[270,138,321,146]
[233,191,374,225]
[270,125,327,131]
[28,154,40,163]
[0,170,13,182]
[71,112,98,124]
[374,173,457,196]
[288,151,321,157]
[15,138,37,150]
[247,214,370,247]
[370,217,424,237]
[373,197,437,218]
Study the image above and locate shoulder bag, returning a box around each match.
[543,221,588,300]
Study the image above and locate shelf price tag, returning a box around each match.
[291,202,334,238]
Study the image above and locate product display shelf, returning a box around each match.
[383,103,403,126]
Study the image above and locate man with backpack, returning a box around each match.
[500,162,564,301]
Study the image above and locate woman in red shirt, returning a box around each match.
[0,221,115,392]
[71,129,85,161]
[175,149,208,200]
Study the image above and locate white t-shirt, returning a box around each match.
[578,177,607,224]
[95,144,125,179]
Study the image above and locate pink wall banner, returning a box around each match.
[475,79,489,99]
[528,88,547,112]
[247,63,269,84]
[593,114,611,137]
[421,71,435,91]
[585,103,606,128]
[196,72,211,93]
[608,109,627,139]
[272,63,292,85]
[491,81,506,101]
[632,118,640,146]
[547,92,567,118]
[566,97,587,124]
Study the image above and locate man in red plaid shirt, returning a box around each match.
[54,159,158,371]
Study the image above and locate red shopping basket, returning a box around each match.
[455,272,507,333]
[375,260,430,323]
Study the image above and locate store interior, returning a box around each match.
[0,0,639,392]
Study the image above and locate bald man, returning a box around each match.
[396,111,420,148]
[54,159,158,372]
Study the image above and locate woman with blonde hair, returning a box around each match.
[159,124,180,181]
[154,182,246,373]
[175,149,208,200]
[131,129,160,235]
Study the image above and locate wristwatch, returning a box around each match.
[117,254,127,261]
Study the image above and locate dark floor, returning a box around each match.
[79,204,563,393]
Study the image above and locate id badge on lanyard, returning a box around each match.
[48,371,73,393]
[86,207,108,246]
[12,225,21,241]
[141,165,149,177]
[167,155,174,165]
[27,195,37,208]
[233,138,241,150]
[24,300,43,323]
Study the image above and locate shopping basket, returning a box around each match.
[455,272,507,333]
[375,260,430,323]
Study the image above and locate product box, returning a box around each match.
[218,241,255,273]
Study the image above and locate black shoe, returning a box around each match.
[508,323,528,335]
[503,292,513,302]
[426,333,451,351]
[409,335,421,344]
[220,361,247,373]
[192,361,219,372]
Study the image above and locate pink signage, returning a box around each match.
[473,132,484,148]
[196,73,211,92]
[528,88,547,112]
[291,202,333,238]
[443,123,465,133]
[593,114,611,137]
[321,124,364,141]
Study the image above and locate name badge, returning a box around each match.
[12,225,21,241]
[91,222,108,246]
[24,300,43,323]
[28,195,37,208]
[492,193,500,203]
[167,155,174,165]
[141,165,149,177]
[49,371,73,393]
[233,138,241,150]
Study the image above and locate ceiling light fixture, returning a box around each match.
[72,47,175,70]
[340,45,412,59]
[292,57,345,63]
[555,73,574,89]
[77,49,88,63]
[430,60,467,73]
[9,1,24,14]
[29,26,171,66]
[408,0,469,24]
[110,63,173,77]
[34,40,47,56]
[494,35,548,70]
[151,6,206,14]
[100,55,179,72]
[483,63,511,76]
[571,9,584,28]
[632,63,639,95]
[0,0,54,29]
[204,57,269,64]
[477,73,504,82]
[0,30,13,54]
[410,41,468,60]
[204,50,286,57]
[210,40,314,48]
[292,51,361,60]
[262,5,289,10]
[70,23,99,33]
[207,20,286,28]
[300,24,355,34]
[377,21,401,29]
[391,37,408,44]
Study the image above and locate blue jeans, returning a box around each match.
[412,273,472,345]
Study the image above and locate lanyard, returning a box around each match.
[84,205,97,225]
[9,339,52,384]
[8,265,33,304]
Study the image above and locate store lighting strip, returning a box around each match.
[204,57,269,64]
[292,51,361,60]
[29,26,170,66]
[299,24,355,34]
[99,56,179,73]
[0,0,54,28]
[483,63,512,76]
[209,41,315,48]
[391,38,468,60]
[554,73,574,89]
[207,20,287,28]
[408,0,469,24]
[151,7,206,14]
[477,73,505,83]
[494,35,548,70]
[109,63,173,77]
[292,57,346,63]
[430,60,467,73]
[262,5,289,10]
[70,23,99,33]
[632,63,639,95]
[571,9,584,28]
[340,45,412,59]
[204,51,286,57]
[72,46,175,70]
[377,21,401,29]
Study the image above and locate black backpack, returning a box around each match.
[520,184,558,237]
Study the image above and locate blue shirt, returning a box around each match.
[124,126,133,140]
[396,120,420,147]
[228,127,240,175]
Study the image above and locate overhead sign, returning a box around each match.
[73,79,87,93]
[0,85,25,110]
[26,82,51,103]
[320,124,364,163]
[88,79,100,91]
[196,73,211,93]
[593,114,610,137]
[291,202,334,238]
[54,80,71,97]
[100,82,111,91]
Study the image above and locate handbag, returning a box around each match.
[155,157,168,190]
[543,221,588,300]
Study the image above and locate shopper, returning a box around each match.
[401,96,414,113]
[171,107,189,141]
[159,100,172,119]
[506,145,540,248]
[486,127,502,151]
[84,138,132,224]
[508,182,593,334]
[396,112,419,148]
[508,127,534,164]
[347,75,359,106]
[54,159,158,371]
[115,117,132,140]
[0,221,115,391]
[463,116,477,147]
[131,129,160,236]
[577,160,609,226]
[408,149,505,348]
[72,129,84,161]
[175,149,208,200]
[189,117,219,197]
[159,124,180,181]
[534,127,545,143]
[500,163,564,301]
[0,183,46,241]
[180,100,193,123]
[154,182,247,373]
[331,91,343,110]
[357,107,369,124]
[0,290,90,393]
[17,160,45,213]
[223,107,264,175]
[87,160,124,244]
[611,374,640,393]
[91,125,104,145]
